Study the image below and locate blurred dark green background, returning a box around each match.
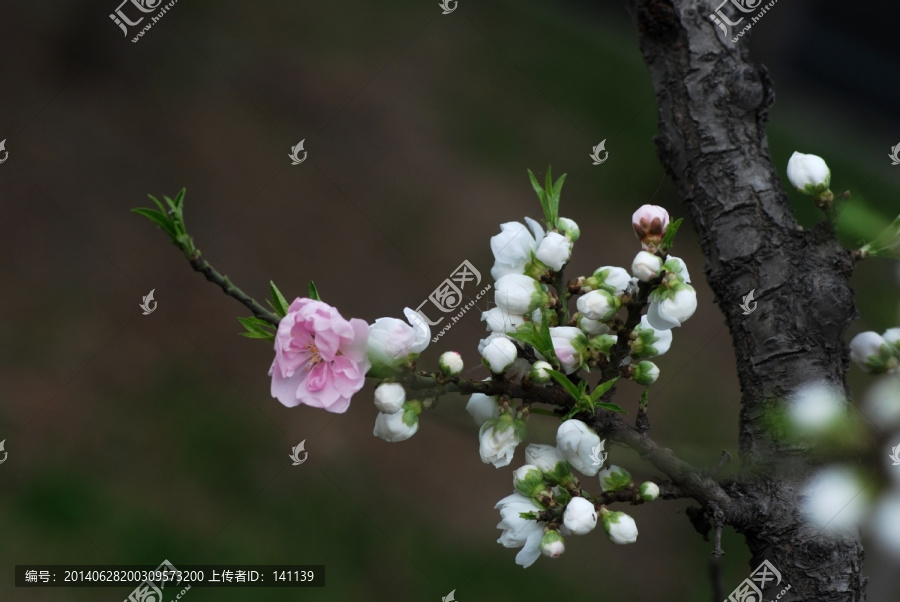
[1,1,899,600]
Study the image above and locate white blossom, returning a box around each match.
[647,285,697,330]
[495,492,545,568]
[495,274,545,316]
[563,497,598,535]
[535,232,573,271]
[556,419,603,477]
[482,307,526,333]
[800,466,868,534]
[466,392,499,426]
[373,408,418,442]
[438,351,464,376]
[479,416,522,468]
[373,382,406,414]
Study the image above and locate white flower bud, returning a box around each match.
[598,464,632,492]
[602,510,638,544]
[556,419,603,477]
[633,360,659,385]
[557,217,580,241]
[439,351,464,376]
[525,444,575,486]
[562,497,598,535]
[647,285,697,330]
[800,466,867,534]
[862,375,900,430]
[850,331,897,373]
[490,221,539,281]
[631,315,673,358]
[513,464,545,498]
[579,315,611,336]
[535,232,573,271]
[482,307,526,333]
[576,289,621,321]
[495,274,545,316]
[787,152,831,197]
[466,392,499,426]
[482,336,518,373]
[530,360,553,383]
[550,326,588,374]
[884,327,900,350]
[373,382,406,414]
[662,256,691,284]
[373,405,419,442]
[584,266,632,295]
[639,481,660,502]
[539,530,566,558]
[632,251,663,282]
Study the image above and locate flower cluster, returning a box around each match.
[263,170,686,568]
[493,419,657,567]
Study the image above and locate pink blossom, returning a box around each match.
[269,298,371,413]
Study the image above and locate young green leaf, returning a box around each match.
[308,280,321,301]
[661,217,683,251]
[528,168,551,226]
[640,388,650,408]
[589,376,620,403]
[131,208,177,239]
[237,316,276,341]
[547,369,584,402]
[596,402,626,414]
[269,281,290,317]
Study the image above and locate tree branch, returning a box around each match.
[187,251,281,326]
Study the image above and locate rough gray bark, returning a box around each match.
[629,0,866,599]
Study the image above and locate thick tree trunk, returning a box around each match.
[629,1,867,599]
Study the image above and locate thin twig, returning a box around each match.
[187,251,281,326]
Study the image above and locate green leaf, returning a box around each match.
[269,281,290,317]
[539,315,559,365]
[547,172,566,227]
[640,388,650,407]
[146,194,168,215]
[237,316,276,341]
[308,280,321,301]
[661,217,683,251]
[589,376,620,403]
[596,402,626,414]
[547,369,583,402]
[131,208,177,239]
[528,168,551,225]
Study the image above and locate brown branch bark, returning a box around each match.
[629,0,865,599]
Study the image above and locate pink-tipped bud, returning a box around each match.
[631,205,670,251]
